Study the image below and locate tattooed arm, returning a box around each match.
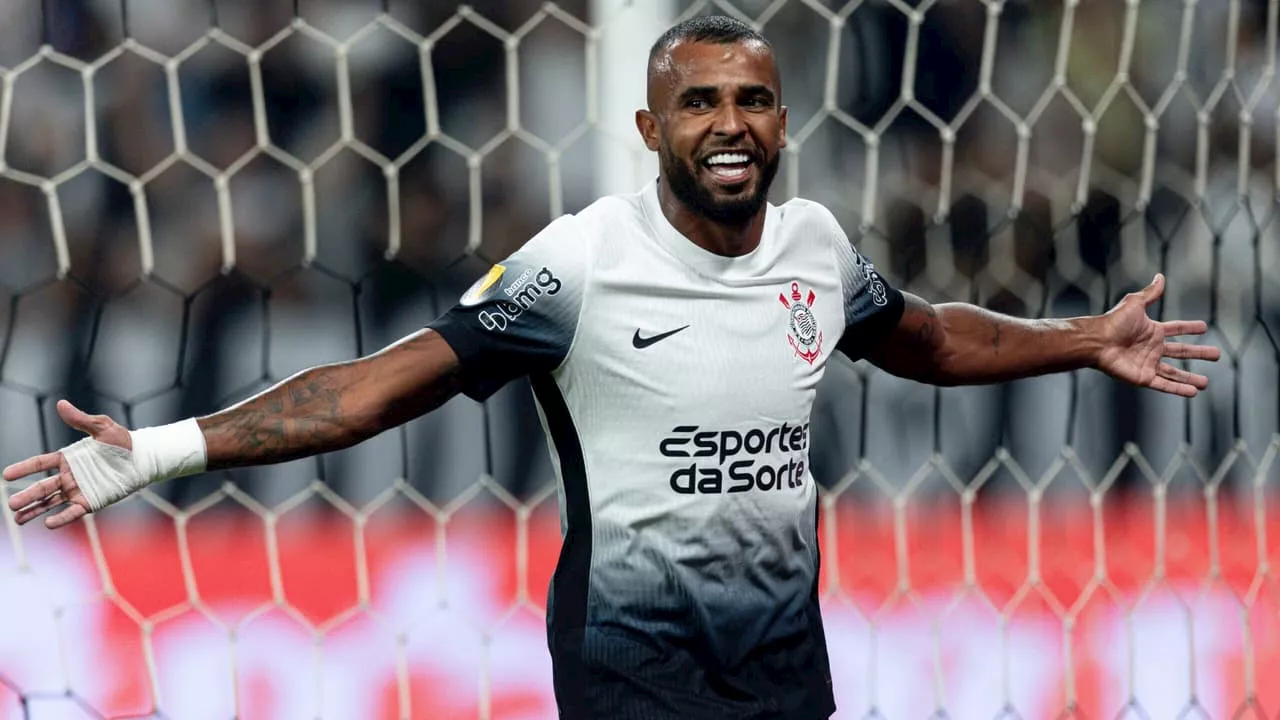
[866,277,1218,396]
[3,329,465,528]
[8,211,588,529]
[199,329,463,470]
[866,294,1096,386]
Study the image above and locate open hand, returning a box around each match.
[1096,274,1221,397]
[3,400,132,529]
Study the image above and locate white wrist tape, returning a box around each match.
[61,419,207,512]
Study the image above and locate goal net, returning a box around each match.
[0,0,1277,717]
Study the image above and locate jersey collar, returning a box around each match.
[641,178,779,283]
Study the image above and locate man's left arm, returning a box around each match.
[866,274,1221,397]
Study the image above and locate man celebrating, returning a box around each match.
[5,16,1219,720]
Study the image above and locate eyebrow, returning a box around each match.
[676,84,776,104]
[738,84,775,101]
[676,86,717,105]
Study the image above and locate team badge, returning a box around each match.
[780,281,823,364]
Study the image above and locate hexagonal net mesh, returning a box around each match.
[0,0,1278,717]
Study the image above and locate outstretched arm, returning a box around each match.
[3,329,463,528]
[199,329,462,470]
[868,274,1221,395]
[6,211,588,530]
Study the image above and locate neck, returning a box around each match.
[657,178,766,257]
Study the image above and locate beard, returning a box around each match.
[660,144,780,227]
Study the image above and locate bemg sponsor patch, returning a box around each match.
[477,266,563,332]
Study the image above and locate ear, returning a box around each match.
[635,109,661,152]
[778,105,788,150]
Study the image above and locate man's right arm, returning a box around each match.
[3,329,464,528]
[5,213,585,528]
[199,328,463,470]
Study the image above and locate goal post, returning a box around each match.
[0,1,1278,718]
[590,0,675,197]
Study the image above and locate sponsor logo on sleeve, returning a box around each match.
[854,254,889,307]
[780,281,824,364]
[868,273,888,307]
[477,266,563,332]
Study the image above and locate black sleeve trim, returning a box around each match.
[427,315,564,402]
[835,285,905,362]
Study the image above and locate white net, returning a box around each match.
[0,0,1278,717]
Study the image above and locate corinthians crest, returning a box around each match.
[780,282,823,364]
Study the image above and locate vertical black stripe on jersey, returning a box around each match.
[529,373,591,718]
[808,491,835,708]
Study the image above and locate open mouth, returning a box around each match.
[702,151,755,185]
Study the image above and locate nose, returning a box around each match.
[712,103,747,138]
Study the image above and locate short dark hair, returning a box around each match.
[647,15,771,68]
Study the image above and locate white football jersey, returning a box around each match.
[429,179,903,720]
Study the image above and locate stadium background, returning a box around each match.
[0,0,1278,717]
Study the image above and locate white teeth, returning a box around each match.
[705,152,750,165]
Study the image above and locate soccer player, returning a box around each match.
[5,15,1219,720]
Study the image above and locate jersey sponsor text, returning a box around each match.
[659,422,810,495]
[478,267,563,332]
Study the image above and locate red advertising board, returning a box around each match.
[0,496,1276,719]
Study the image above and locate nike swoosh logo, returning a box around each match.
[632,325,690,349]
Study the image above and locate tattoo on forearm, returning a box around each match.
[991,320,1002,355]
[204,371,347,468]
[201,331,460,470]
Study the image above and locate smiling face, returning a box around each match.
[638,38,787,226]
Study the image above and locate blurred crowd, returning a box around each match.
[0,0,1277,521]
